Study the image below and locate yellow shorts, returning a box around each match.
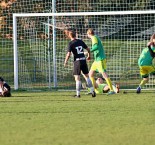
[139,66,155,77]
[90,59,107,73]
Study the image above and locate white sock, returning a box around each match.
[76,81,81,96]
[86,78,94,93]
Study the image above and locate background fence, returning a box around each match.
[1,0,155,90]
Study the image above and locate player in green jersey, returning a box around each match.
[82,77,120,94]
[87,28,115,95]
[95,77,119,94]
[136,34,155,93]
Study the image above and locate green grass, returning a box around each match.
[0,91,155,145]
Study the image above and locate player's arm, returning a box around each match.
[85,47,91,61]
[64,52,71,67]
[2,88,8,95]
[148,46,155,57]
[1,84,10,95]
[82,41,91,60]
[148,42,155,57]
[90,44,98,52]
[90,37,98,52]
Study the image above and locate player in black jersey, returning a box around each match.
[64,30,96,98]
[0,77,11,97]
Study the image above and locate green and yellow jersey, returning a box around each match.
[90,83,117,94]
[91,35,106,61]
[138,46,155,66]
[95,83,107,94]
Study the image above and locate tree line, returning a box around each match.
[0,0,155,39]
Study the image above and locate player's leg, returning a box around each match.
[74,75,81,98]
[112,84,120,93]
[115,84,120,93]
[98,60,115,95]
[136,66,153,93]
[137,77,148,94]
[81,60,96,97]
[101,72,114,92]
[89,61,99,90]
[89,70,96,87]
[3,90,11,97]
[73,61,81,98]
[83,73,96,97]
[139,77,149,87]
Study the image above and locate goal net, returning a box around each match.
[13,11,155,90]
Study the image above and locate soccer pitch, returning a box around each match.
[0,91,155,145]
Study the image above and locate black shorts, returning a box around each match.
[3,91,11,97]
[0,91,11,97]
[73,60,89,75]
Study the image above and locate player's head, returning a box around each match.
[64,29,70,38]
[96,77,104,85]
[68,30,76,39]
[64,28,76,39]
[87,28,94,38]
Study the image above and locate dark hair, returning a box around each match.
[64,28,76,38]
[0,77,4,82]
[69,30,76,38]
[97,76,104,80]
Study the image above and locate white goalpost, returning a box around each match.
[13,10,155,90]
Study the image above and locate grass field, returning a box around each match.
[0,91,155,145]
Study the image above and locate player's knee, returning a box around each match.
[89,70,95,77]
[143,77,149,83]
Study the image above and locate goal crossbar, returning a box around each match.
[13,10,155,17]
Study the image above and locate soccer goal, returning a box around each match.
[13,11,155,90]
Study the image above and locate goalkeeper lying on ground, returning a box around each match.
[0,77,11,97]
[82,77,119,94]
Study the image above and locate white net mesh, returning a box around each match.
[13,12,155,90]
